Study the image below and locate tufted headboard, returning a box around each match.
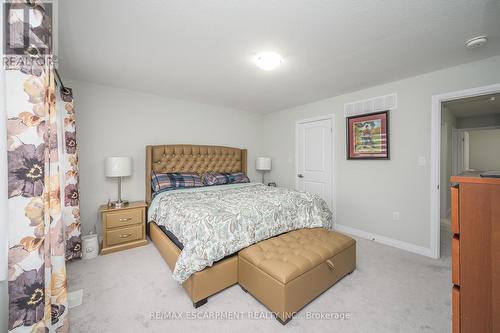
[145,144,248,205]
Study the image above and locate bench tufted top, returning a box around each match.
[239,228,355,283]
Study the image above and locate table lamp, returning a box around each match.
[105,156,132,208]
[256,157,272,184]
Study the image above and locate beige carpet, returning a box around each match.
[67,226,451,332]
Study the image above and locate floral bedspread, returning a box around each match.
[149,183,332,283]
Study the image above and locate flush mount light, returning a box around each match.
[465,36,488,49]
[255,52,283,71]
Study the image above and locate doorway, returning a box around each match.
[295,116,334,213]
[431,84,500,259]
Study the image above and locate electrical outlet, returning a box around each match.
[393,212,400,221]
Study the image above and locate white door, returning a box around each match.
[296,118,333,209]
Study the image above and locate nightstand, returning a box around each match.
[100,201,148,254]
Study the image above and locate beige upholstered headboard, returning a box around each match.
[145,144,247,205]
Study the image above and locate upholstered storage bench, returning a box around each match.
[238,228,356,324]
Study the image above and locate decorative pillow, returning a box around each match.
[203,172,250,186]
[227,172,250,184]
[203,173,230,186]
[151,172,203,192]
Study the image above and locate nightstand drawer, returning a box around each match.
[105,209,143,228]
[106,225,143,246]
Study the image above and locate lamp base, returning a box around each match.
[260,171,267,184]
[110,200,129,209]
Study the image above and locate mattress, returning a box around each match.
[157,223,184,250]
[155,222,237,262]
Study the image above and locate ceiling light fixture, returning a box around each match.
[465,36,488,49]
[255,52,283,71]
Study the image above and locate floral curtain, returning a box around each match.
[58,88,82,261]
[6,65,81,331]
[5,1,82,331]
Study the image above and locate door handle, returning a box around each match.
[297,174,304,178]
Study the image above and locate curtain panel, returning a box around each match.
[58,88,82,261]
[5,1,81,331]
[6,65,81,332]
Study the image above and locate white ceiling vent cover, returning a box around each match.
[344,93,397,118]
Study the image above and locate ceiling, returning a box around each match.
[58,0,500,113]
[444,92,500,118]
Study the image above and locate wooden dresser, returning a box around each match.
[100,201,148,254]
[450,173,500,333]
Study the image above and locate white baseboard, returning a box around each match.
[335,224,434,258]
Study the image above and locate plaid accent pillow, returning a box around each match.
[151,172,204,192]
[227,172,250,184]
[203,172,250,186]
[203,173,230,186]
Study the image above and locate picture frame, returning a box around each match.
[346,110,390,160]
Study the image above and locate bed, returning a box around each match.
[146,144,248,307]
[145,144,332,308]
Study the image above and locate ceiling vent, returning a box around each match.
[344,93,397,118]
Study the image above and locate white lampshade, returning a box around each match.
[256,157,272,171]
[105,157,132,177]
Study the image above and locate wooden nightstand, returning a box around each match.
[100,201,148,254]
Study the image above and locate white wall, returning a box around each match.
[468,128,500,171]
[262,55,500,251]
[66,79,264,235]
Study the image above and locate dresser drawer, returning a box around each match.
[105,208,143,229]
[106,225,143,246]
[452,236,460,286]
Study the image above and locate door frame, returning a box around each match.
[295,114,335,226]
[430,83,500,259]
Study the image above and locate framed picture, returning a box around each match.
[346,111,389,160]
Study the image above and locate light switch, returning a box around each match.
[418,156,426,166]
